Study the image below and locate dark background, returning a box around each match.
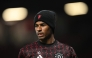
[0,0,91,58]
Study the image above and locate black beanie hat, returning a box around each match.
[34,10,56,33]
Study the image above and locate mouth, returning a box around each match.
[38,33,44,37]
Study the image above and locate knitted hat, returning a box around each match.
[34,10,56,33]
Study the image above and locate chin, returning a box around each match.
[38,37,45,40]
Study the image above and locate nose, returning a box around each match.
[37,26,42,32]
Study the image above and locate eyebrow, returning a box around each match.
[36,22,46,25]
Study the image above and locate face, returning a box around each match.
[35,21,52,40]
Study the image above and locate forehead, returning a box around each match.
[35,21,45,24]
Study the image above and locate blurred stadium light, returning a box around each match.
[64,2,88,16]
[2,7,28,22]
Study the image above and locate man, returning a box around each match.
[18,10,78,58]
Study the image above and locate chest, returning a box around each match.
[25,46,71,58]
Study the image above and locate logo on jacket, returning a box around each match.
[37,51,43,58]
[55,53,63,58]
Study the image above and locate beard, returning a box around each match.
[39,31,53,43]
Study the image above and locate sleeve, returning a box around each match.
[18,48,25,58]
[70,47,78,58]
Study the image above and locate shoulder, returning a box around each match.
[56,40,73,49]
[20,41,38,51]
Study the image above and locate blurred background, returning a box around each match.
[0,0,91,58]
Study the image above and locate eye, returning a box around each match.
[41,23,46,26]
[35,24,38,27]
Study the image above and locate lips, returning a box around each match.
[38,33,44,37]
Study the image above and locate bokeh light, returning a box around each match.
[2,7,28,21]
[64,2,88,16]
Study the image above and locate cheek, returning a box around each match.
[42,27,51,35]
[35,28,37,33]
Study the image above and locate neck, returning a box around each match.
[40,34,55,44]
